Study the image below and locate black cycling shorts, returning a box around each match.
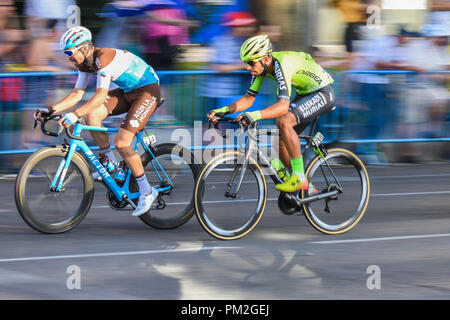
[289,84,336,134]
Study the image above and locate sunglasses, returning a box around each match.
[64,46,84,57]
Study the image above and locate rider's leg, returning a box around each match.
[84,105,110,149]
[276,113,301,169]
[84,105,119,167]
[117,83,161,216]
[275,112,309,192]
[114,128,146,179]
[275,85,337,192]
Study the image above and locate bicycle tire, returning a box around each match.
[194,151,267,240]
[131,143,200,229]
[302,148,370,234]
[15,146,94,234]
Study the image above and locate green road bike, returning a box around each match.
[194,117,370,240]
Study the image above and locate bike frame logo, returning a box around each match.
[85,150,111,179]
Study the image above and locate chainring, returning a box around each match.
[106,189,128,210]
[278,192,302,215]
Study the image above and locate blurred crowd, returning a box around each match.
[0,0,448,166]
[329,0,449,163]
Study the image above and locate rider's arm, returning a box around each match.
[73,68,112,117]
[258,58,291,119]
[50,71,89,113]
[259,99,290,119]
[228,94,256,113]
[227,75,263,113]
[73,87,108,118]
[50,88,85,113]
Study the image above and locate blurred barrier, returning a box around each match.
[334,70,450,143]
[0,69,448,169]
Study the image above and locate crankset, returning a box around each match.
[278,192,303,215]
[106,189,128,210]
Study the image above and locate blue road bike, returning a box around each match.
[15,114,200,233]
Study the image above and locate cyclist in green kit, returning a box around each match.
[207,34,336,193]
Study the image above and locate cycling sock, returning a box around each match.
[100,147,118,164]
[290,157,305,181]
[136,175,152,195]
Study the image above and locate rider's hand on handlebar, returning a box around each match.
[58,112,79,128]
[34,108,55,124]
[237,111,261,127]
[207,106,230,123]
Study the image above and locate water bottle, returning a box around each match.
[115,162,126,183]
[98,153,116,174]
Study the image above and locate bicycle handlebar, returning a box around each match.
[208,116,275,142]
[35,112,83,141]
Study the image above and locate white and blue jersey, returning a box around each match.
[75,49,159,92]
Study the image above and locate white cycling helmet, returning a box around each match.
[60,26,92,50]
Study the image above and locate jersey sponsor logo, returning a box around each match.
[274,60,287,91]
[296,70,322,85]
[133,97,157,123]
[297,93,327,119]
[130,119,139,128]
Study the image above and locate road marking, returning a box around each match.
[372,190,450,197]
[310,233,450,244]
[0,246,242,263]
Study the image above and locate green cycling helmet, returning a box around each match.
[240,34,272,62]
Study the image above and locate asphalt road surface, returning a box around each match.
[0,162,450,301]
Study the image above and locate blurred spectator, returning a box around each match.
[0,0,24,68]
[137,0,198,70]
[410,24,449,140]
[331,0,371,67]
[349,26,422,164]
[25,0,75,71]
[377,24,449,162]
[428,0,450,30]
[202,11,259,114]
[211,11,259,73]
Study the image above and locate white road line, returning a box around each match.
[310,233,450,244]
[372,190,450,197]
[370,173,450,179]
[0,246,242,263]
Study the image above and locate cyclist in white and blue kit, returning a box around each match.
[36,26,161,217]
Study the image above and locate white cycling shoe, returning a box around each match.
[132,187,159,217]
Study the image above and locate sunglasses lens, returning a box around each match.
[246,61,255,66]
[64,50,73,57]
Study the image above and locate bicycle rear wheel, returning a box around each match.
[302,148,370,234]
[132,143,200,229]
[15,147,94,234]
[194,151,267,240]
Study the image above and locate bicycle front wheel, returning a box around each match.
[132,143,200,229]
[194,151,267,240]
[302,148,370,234]
[15,147,94,234]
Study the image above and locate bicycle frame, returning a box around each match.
[49,122,174,207]
[223,118,341,204]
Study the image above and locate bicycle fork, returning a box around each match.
[224,137,254,198]
[49,144,76,193]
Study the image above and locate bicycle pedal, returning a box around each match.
[156,198,166,210]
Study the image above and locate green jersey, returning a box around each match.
[246,51,334,100]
